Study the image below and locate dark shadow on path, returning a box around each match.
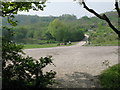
[51,72,101,88]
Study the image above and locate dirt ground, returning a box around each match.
[24,39,118,88]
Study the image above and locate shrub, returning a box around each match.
[2,29,56,88]
[99,64,120,89]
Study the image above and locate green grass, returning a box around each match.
[23,44,57,49]
[99,64,120,89]
[23,42,79,49]
[90,40,119,46]
[84,40,119,46]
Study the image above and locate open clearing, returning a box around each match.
[24,38,118,88]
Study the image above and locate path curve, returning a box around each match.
[24,34,118,88]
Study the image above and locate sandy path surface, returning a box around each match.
[24,36,118,88]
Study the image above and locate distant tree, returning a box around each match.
[59,14,77,21]
[48,19,67,41]
[68,24,85,41]
[26,30,34,39]
[81,16,90,20]
[43,31,55,40]
[33,30,44,40]
[74,0,120,38]
[13,27,27,40]
[48,19,85,42]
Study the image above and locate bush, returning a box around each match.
[2,30,56,88]
[99,64,120,89]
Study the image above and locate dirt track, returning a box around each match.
[24,37,118,88]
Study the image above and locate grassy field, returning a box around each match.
[23,42,79,49]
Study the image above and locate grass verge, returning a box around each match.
[23,42,79,49]
[99,64,120,89]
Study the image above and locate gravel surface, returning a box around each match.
[24,37,118,88]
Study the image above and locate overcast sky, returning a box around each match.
[18,0,115,19]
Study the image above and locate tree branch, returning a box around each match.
[2,6,19,16]
[2,2,25,17]
[81,1,120,37]
[82,2,104,20]
[103,14,119,34]
[115,0,120,17]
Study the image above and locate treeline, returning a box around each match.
[12,18,84,43]
[2,11,118,45]
[3,14,85,44]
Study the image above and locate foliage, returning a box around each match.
[48,19,85,42]
[3,15,85,43]
[67,24,85,41]
[2,1,46,26]
[75,0,120,37]
[99,64,120,89]
[48,19,67,41]
[2,15,56,26]
[88,25,118,46]
[43,31,55,40]
[2,1,57,88]
[2,11,118,45]
[59,14,77,21]
[2,29,56,88]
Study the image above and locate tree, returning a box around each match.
[1,1,46,26]
[48,19,67,42]
[67,24,85,41]
[2,1,56,88]
[48,19,85,42]
[59,14,77,21]
[43,31,55,40]
[13,27,28,40]
[26,30,34,39]
[74,0,120,38]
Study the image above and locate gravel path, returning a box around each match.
[24,36,118,88]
